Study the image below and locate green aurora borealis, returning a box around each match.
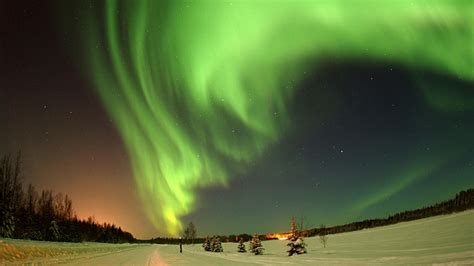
[75,1,473,236]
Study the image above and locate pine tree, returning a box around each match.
[287,217,307,256]
[250,233,264,255]
[211,235,223,252]
[237,238,246,252]
[202,236,211,251]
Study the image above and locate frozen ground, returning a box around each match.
[1,210,473,265]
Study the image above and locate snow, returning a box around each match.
[1,210,473,265]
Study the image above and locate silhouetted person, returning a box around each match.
[179,237,183,253]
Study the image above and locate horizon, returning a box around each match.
[137,188,474,240]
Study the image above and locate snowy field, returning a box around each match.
[1,210,473,265]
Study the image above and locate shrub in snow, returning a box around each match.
[288,237,307,256]
[202,236,211,251]
[0,209,15,238]
[249,233,264,255]
[287,217,307,256]
[27,230,43,241]
[211,235,223,252]
[49,220,60,241]
[237,238,246,252]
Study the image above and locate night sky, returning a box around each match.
[1,1,473,239]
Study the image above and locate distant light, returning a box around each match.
[264,233,290,240]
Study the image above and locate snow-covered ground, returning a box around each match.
[1,210,473,265]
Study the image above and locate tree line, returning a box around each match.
[304,188,474,237]
[0,153,134,243]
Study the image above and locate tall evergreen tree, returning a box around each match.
[287,217,307,256]
[250,233,264,255]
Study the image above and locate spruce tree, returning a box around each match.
[237,238,246,252]
[287,217,307,256]
[202,236,211,251]
[211,235,223,252]
[250,233,264,255]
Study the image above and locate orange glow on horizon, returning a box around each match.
[264,233,290,240]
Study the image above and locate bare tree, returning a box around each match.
[319,224,328,248]
[54,193,65,220]
[0,153,23,237]
[64,194,73,220]
[26,184,38,215]
[184,221,196,244]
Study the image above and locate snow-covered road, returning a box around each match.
[65,245,159,265]
[66,245,253,265]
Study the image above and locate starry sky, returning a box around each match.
[1,0,473,239]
